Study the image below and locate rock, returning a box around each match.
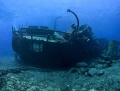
[27,86,40,91]
[76,62,88,67]
[88,68,104,76]
[80,67,89,74]
[95,64,103,69]
[97,70,104,76]
[84,72,88,76]
[60,85,71,91]
[89,89,97,91]
[0,72,2,77]
[89,63,96,68]
[68,68,77,73]
[95,64,108,69]
[106,60,112,66]
[88,68,97,76]
[102,64,108,68]
[99,59,106,64]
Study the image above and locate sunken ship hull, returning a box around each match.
[12,9,104,68]
[12,25,101,68]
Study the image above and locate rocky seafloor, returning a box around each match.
[0,58,120,91]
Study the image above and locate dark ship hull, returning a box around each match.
[12,9,109,68]
[12,25,101,68]
[12,9,120,68]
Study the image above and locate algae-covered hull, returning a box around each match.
[12,25,101,68]
[12,9,103,68]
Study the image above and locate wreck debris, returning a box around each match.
[67,9,79,42]
[67,9,79,30]
[54,16,61,30]
[106,40,120,59]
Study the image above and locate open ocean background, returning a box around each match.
[0,0,120,67]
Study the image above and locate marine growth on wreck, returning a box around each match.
[12,9,120,68]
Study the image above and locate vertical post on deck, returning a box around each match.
[31,29,33,52]
[46,30,50,42]
[14,27,15,34]
[12,26,13,31]
[39,39,40,52]
[20,28,23,38]
[12,26,13,33]
[14,27,15,31]
[47,34,49,42]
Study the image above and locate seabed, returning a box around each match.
[0,55,120,91]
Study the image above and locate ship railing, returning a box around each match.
[12,27,72,52]
[12,27,71,41]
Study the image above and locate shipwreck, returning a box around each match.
[12,9,120,68]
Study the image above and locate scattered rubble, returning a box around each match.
[0,58,120,91]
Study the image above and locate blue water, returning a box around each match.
[0,0,120,56]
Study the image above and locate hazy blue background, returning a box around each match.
[0,0,120,56]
